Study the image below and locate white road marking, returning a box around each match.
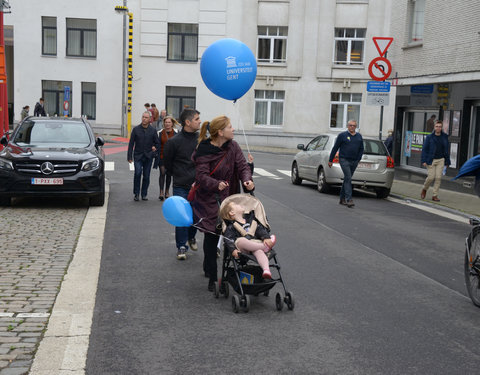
[277,169,291,177]
[105,161,114,171]
[254,168,283,180]
[387,196,470,224]
[0,313,14,317]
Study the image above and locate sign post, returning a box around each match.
[368,37,393,140]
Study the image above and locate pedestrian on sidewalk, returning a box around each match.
[127,111,160,201]
[420,120,451,202]
[384,129,393,155]
[328,119,364,208]
[20,105,30,120]
[34,98,46,117]
[156,116,178,200]
[163,108,200,260]
[191,115,254,291]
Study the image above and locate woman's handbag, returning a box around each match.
[187,153,227,202]
[187,182,199,201]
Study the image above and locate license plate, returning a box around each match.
[31,178,64,185]
[358,162,373,169]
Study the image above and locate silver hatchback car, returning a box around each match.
[291,134,394,198]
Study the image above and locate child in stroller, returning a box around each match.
[220,200,276,279]
[216,194,294,313]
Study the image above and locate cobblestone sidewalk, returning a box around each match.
[0,206,87,375]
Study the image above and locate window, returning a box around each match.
[254,90,284,126]
[66,18,97,57]
[166,86,196,120]
[167,23,198,61]
[42,80,73,117]
[333,28,365,65]
[330,93,361,128]
[409,0,425,43]
[257,26,287,64]
[42,17,57,55]
[82,82,96,120]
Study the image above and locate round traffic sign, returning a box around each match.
[368,57,392,81]
[63,101,69,111]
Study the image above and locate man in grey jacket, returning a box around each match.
[127,111,160,201]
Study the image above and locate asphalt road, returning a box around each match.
[86,150,480,375]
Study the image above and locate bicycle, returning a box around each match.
[465,217,480,307]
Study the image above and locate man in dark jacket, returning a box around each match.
[163,108,200,260]
[328,119,364,208]
[127,111,160,201]
[420,120,451,201]
[34,98,46,117]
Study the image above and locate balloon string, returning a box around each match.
[233,101,250,155]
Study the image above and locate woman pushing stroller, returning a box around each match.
[220,201,276,279]
[191,115,254,291]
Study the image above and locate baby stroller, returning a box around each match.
[214,193,294,313]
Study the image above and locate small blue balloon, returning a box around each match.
[162,196,193,227]
[200,38,257,101]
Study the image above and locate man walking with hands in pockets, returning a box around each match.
[328,120,364,208]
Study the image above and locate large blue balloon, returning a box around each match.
[162,196,193,227]
[200,38,257,101]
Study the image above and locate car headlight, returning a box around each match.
[0,157,13,171]
[81,157,100,172]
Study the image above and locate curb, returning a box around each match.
[29,181,109,374]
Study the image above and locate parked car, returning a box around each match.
[0,117,105,206]
[291,133,394,198]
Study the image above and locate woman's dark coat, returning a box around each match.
[192,139,252,233]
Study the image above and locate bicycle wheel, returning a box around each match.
[464,228,480,307]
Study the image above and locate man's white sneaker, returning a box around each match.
[177,246,187,260]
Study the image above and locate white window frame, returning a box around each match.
[330,93,362,129]
[333,28,366,66]
[254,90,285,127]
[257,26,287,64]
[408,0,425,44]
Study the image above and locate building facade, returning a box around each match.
[5,0,394,147]
[389,0,480,175]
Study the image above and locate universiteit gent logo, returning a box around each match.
[225,56,237,68]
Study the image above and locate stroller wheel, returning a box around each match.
[221,280,229,299]
[275,292,284,311]
[285,291,295,310]
[213,281,220,299]
[232,295,240,313]
[241,295,250,313]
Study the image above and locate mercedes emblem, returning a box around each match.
[40,162,54,175]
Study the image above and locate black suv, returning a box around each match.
[0,117,105,206]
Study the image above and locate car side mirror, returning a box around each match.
[297,144,305,150]
[96,137,105,147]
[0,135,8,146]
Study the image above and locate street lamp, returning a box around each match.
[115,4,133,137]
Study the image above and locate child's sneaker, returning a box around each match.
[262,269,272,279]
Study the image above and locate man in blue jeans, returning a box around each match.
[163,108,201,260]
[127,112,160,201]
[328,120,364,208]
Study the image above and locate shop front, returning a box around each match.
[394,81,480,174]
